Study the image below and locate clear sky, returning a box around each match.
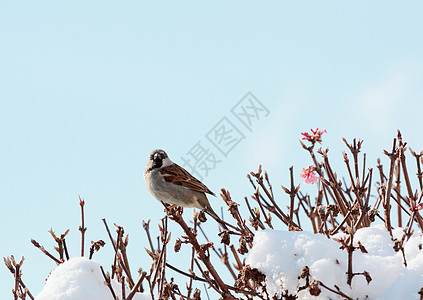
[1,1,423,298]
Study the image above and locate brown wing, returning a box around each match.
[160,163,215,196]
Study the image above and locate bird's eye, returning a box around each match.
[153,153,161,161]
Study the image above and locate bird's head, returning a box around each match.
[149,149,168,169]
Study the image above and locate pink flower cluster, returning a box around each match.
[301,128,327,144]
[300,166,319,184]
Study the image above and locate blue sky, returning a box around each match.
[1,1,423,298]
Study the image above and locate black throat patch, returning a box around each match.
[151,156,163,170]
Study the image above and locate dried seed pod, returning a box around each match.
[249,217,261,231]
[238,237,248,255]
[369,209,378,222]
[198,211,207,223]
[220,230,230,245]
[327,204,339,217]
[300,266,310,279]
[351,204,360,216]
[363,271,372,284]
[174,239,182,253]
[317,205,326,219]
[91,240,106,252]
[309,280,321,296]
[235,265,266,289]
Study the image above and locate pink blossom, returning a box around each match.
[300,166,319,184]
[301,128,327,144]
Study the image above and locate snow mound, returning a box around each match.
[36,257,151,300]
[247,224,423,299]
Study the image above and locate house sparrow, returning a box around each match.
[144,149,227,229]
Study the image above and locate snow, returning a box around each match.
[33,225,423,299]
[35,257,151,300]
[247,224,423,299]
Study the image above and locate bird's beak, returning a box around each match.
[153,153,161,161]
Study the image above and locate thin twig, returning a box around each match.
[126,272,147,300]
[166,206,235,298]
[382,138,397,236]
[30,240,62,264]
[79,196,87,257]
[100,266,117,300]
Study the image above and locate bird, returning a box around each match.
[144,149,227,229]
